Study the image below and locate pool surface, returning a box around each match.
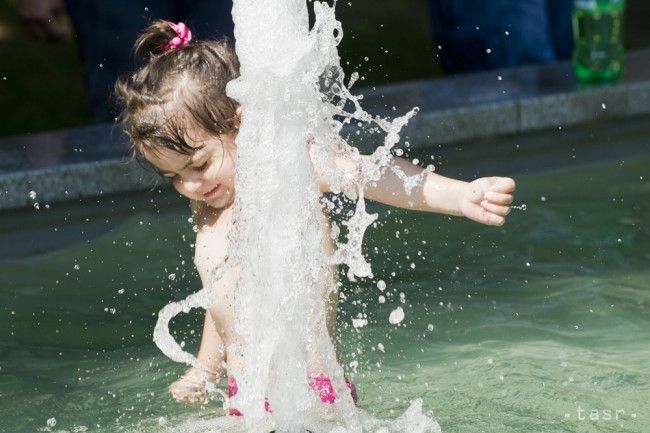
[1,119,648,432]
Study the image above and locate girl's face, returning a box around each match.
[144,129,237,209]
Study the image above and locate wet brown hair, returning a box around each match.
[115,20,240,158]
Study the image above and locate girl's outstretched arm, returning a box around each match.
[318,154,516,226]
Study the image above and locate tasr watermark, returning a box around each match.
[564,406,638,422]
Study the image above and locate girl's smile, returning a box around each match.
[143,130,237,209]
[203,185,221,198]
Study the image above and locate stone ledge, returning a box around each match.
[2,49,650,211]
[0,159,161,211]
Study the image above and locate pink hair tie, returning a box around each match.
[165,21,192,50]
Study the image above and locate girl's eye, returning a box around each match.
[193,160,209,171]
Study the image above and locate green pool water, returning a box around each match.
[1,132,648,432]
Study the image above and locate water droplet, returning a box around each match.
[352,318,368,328]
[388,307,404,324]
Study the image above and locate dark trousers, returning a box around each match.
[428,0,573,73]
[65,0,234,123]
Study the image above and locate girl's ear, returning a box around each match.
[235,106,242,129]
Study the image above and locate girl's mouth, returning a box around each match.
[203,185,220,198]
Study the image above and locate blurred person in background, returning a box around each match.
[428,0,573,73]
[17,0,234,123]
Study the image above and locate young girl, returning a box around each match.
[115,21,516,409]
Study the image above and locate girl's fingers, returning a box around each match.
[170,376,207,403]
[172,389,205,404]
[188,393,206,404]
[484,191,513,205]
[481,200,511,216]
[493,177,516,193]
[465,202,505,226]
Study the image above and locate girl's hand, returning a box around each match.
[459,177,516,226]
[169,367,217,404]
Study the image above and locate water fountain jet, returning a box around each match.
[154,2,441,432]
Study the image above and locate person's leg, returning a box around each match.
[501,0,556,65]
[427,0,564,72]
[427,0,492,73]
[64,0,176,123]
[545,0,574,61]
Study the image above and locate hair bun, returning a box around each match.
[134,20,183,59]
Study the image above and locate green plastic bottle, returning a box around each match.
[572,0,625,83]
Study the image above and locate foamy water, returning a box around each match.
[154,1,440,432]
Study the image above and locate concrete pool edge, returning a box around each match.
[2,49,650,211]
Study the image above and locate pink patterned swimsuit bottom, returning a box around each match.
[227,373,358,417]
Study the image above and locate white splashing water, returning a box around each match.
[154,1,440,432]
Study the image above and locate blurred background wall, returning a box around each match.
[0,0,648,137]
